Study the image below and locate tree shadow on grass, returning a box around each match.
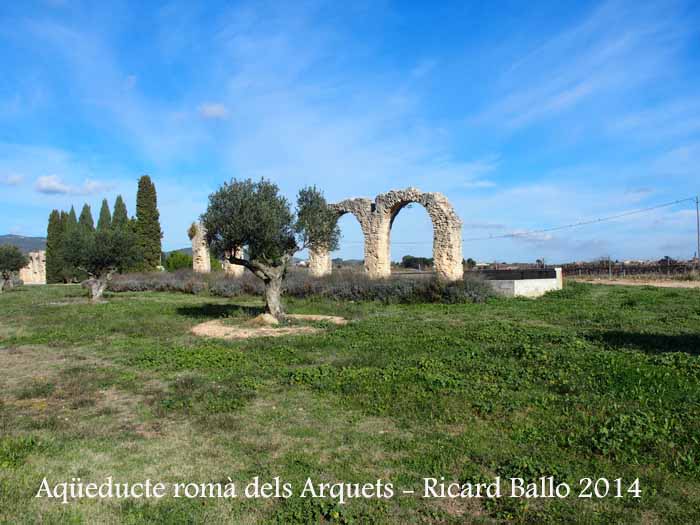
[586,330,700,356]
[176,303,264,320]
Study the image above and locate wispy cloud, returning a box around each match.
[198,103,228,119]
[462,179,496,189]
[652,142,700,177]
[607,97,700,148]
[477,1,687,129]
[410,59,437,78]
[35,175,113,195]
[463,221,506,230]
[21,19,208,166]
[35,175,70,194]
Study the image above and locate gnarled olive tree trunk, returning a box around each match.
[81,270,114,303]
[262,271,285,318]
[229,254,289,319]
[1,271,12,292]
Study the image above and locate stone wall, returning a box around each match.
[19,250,46,284]
[309,187,463,281]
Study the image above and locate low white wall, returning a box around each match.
[488,267,563,298]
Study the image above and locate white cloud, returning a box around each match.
[198,103,228,119]
[35,175,113,195]
[81,179,114,194]
[35,175,70,194]
[0,174,24,185]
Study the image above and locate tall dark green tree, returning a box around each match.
[97,199,111,231]
[112,195,129,230]
[67,206,78,229]
[59,206,80,283]
[78,204,95,231]
[135,175,162,269]
[46,209,64,283]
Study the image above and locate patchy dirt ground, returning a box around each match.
[190,314,347,340]
[568,277,700,289]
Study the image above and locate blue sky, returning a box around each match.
[1,0,699,263]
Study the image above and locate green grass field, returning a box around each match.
[1,283,699,524]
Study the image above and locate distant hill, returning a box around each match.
[0,234,46,253]
[166,247,193,256]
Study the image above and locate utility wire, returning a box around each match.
[462,196,696,242]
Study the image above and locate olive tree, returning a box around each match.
[0,245,28,292]
[63,227,139,302]
[202,178,339,318]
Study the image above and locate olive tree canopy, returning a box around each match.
[202,178,339,318]
[63,227,139,302]
[0,245,28,292]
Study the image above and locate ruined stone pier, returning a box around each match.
[189,222,211,273]
[189,222,245,276]
[19,251,46,284]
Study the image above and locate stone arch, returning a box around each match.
[376,188,464,281]
[308,199,372,277]
[308,187,463,281]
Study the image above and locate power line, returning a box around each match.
[462,197,697,242]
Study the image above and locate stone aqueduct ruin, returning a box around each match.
[309,188,464,280]
[189,222,245,277]
[191,187,464,281]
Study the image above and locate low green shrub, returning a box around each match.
[108,269,208,294]
[163,251,193,272]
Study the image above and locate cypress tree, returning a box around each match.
[78,204,95,231]
[67,206,78,229]
[61,206,80,282]
[46,210,64,283]
[97,199,112,231]
[135,175,162,269]
[112,195,129,230]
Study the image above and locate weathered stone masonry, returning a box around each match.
[19,250,46,284]
[309,188,463,281]
[189,222,245,276]
[191,188,463,281]
[190,222,211,273]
